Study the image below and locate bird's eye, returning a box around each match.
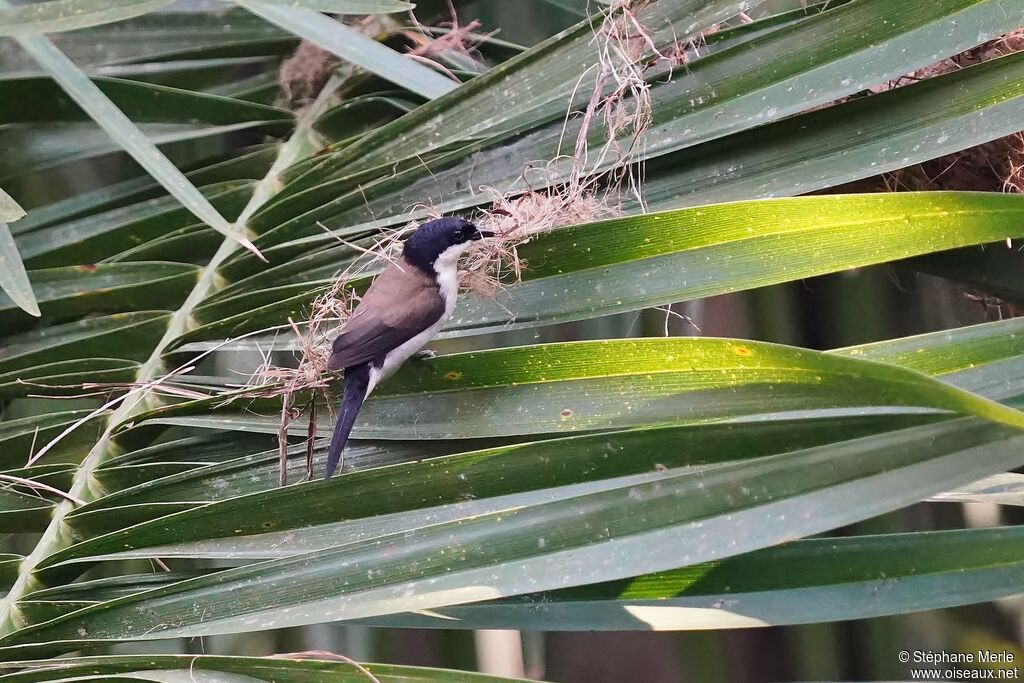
[452,229,464,241]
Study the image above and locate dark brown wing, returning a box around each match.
[328,259,445,370]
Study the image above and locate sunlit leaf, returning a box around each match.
[269,0,1024,232]
[180,192,1024,344]
[229,46,1024,278]
[353,526,1024,631]
[929,473,1024,506]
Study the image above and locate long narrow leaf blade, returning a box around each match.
[179,192,1024,345]
[0,76,294,126]
[239,2,459,100]
[10,29,265,259]
[275,0,1024,212]
[352,526,1024,631]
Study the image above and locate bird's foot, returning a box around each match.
[412,348,438,362]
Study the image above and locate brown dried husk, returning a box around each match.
[277,41,341,108]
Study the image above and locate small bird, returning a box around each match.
[324,217,493,479]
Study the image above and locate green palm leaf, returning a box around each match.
[2,0,1024,673]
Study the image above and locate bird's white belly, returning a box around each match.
[366,259,458,395]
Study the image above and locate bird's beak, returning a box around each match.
[474,229,495,240]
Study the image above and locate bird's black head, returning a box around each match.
[403,217,493,273]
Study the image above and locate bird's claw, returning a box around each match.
[412,349,437,362]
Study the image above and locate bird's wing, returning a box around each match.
[328,260,446,370]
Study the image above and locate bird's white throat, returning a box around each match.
[433,241,473,311]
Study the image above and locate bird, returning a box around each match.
[324,216,494,479]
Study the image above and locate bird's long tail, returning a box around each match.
[325,362,371,480]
